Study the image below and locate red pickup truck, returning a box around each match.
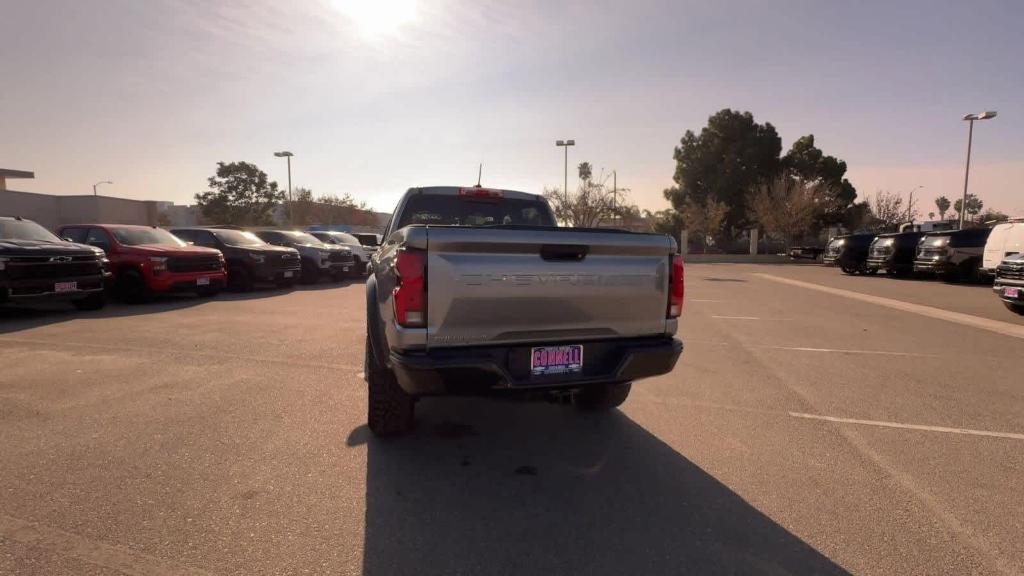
[59,224,227,302]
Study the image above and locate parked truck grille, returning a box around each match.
[167,256,222,273]
[997,262,1024,281]
[3,256,102,280]
[328,252,355,264]
[272,254,301,270]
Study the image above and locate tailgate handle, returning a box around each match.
[540,244,588,261]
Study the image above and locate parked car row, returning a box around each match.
[823,217,1024,316]
[0,216,375,311]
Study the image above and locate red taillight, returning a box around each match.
[668,254,684,318]
[393,248,426,327]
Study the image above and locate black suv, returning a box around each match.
[824,233,875,274]
[993,254,1024,316]
[1,216,109,310]
[866,231,925,276]
[914,228,991,281]
[170,227,302,291]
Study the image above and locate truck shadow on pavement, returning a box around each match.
[354,397,849,576]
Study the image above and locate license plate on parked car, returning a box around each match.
[54,281,77,293]
[342,266,349,272]
[197,277,210,286]
[283,270,294,278]
[1004,287,1021,299]
[530,345,583,376]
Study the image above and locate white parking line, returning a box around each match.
[789,412,1024,441]
[755,273,1024,340]
[710,315,760,320]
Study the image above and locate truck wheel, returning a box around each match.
[1004,302,1024,316]
[574,382,632,411]
[365,335,414,436]
[72,293,106,311]
[840,264,858,275]
[227,265,253,292]
[300,262,319,285]
[116,269,151,303]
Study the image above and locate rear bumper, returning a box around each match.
[389,336,683,396]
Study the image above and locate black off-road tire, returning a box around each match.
[300,262,320,285]
[574,382,632,411]
[1003,301,1024,316]
[365,334,415,436]
[116,269,151,303]
[228,265,253,292]
[72,293,106,311]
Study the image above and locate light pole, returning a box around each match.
[92,180,112,196]
[906,185,922,223]
[959,111,997,229]
[555,139,575,205]
[274,151,294,224]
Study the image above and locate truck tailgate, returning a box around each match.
[424,227,673,348]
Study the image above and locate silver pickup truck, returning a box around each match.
[364,186,683,435]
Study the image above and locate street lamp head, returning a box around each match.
[963,111,997,121]
[555,139,576,147]
[555,140,564,146]
[274,151,294,157]
[566,139,575,146]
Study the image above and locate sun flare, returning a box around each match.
[331,0,418,37]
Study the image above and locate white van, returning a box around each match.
[982,217,1024,276]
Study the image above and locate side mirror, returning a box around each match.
[186,241,195,245]
[62,236,74,242]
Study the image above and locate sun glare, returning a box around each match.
[331,0,418,37]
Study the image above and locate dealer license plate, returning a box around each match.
[1004,287,1021,299]
[54,281,78,293]
[283,270,294,278]
[197,277,210,286]
[530,345,583,376]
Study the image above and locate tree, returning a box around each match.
[666,109,782,236]
[289,187,317,225]
[781,134,857,225]
[543,180,614,228]
[928,212,936,221]
[953,194,984,224]
[934,196,951,221]
[869,190,906,232]
[843,200,876,232]
[681,197,728,253]
[976,208,1009,224]
[644,207,685,240]
[747,173,833,248]
[195,162,284,225]
[577,162,593,182]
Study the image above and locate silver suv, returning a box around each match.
[251,229,354,283]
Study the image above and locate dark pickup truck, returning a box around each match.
[866,231,926,276]
[1,216,109,310]
[824,233,875,274]
[171,227,302,291]
[913,228,991,282]
[364,186,683,435]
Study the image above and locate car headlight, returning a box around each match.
[249,252,265,263]
[149,256,168,273]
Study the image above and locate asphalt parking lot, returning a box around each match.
[1,264,1022,575]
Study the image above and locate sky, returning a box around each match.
[2,0,1022,217]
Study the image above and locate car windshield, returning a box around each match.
[327,232,359,244]
[354,234,380,246]
[0,219,62,242]
[282,231,324,245]
[213,229,265,247]
[874,237,895,246]
[111,227,186,246]
[396,195,555,229]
